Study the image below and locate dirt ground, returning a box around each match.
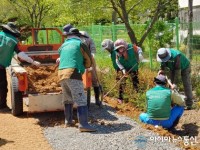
[0,72,53,150]
[0,66,199,150]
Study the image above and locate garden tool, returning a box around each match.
[166,76,186,106]
[166,76,178,91]
[53,63,59,71]
[103,63,138,99]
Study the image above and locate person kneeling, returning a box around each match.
[139,74,185,129]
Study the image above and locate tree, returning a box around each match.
[1,0,178,48]
[48,0,112,26]
[109,0,178,46]
[8,0,56,28]
[1,0,16,23]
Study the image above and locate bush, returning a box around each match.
[184,35,200,49]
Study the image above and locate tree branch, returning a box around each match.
[127,0,143,14]
[139,0,163,45]
[110,0,124,22]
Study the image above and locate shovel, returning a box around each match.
[103,63,138,99]
[166,76,178,91]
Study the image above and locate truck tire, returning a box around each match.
[11,76,23,116]
[86,87,91,109]
[12,91,23,116]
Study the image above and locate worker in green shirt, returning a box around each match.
[139,74,184,129]
[156,48,193,110]
[0,22,40,109]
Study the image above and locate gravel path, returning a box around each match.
[44,97,183,150]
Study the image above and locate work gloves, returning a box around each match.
[17,52,41,66]
[158,70,177,90]
[138,47,144,62]
[32,61,41,66]
[56,57,60,64]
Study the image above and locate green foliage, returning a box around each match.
[129,92,147,111]
[148,20,175,56]
[50,0,112,26]
[196,86,200,98]
[196,91,200,107]
[2,0,58,27]
[184,35,200,50]
[191,72,200,101]
[0,0,16,23]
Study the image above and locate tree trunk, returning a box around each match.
[187,0,193,60]
[124,22,138,45]
[112,11,117,24]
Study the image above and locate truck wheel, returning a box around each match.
[11,76,23,116]
[12,91,23,116]
[86,87,91,109]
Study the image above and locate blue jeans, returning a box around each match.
[139,106,184,129]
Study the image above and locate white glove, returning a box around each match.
[122,69,126,75]
[56,58,60,64]
[171,84,177,90]
[139,53,144,62]
[87,67,93,71]
[91,53,95,58]
[32,61,41,66]
[137,47,143,54]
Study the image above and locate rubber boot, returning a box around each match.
[64,104,75,127]
[77,106,96,132]
[93,87,102,107]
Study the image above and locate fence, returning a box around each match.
[28,18,200,70]
[77,19,200,71]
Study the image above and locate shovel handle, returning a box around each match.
[166,76,177,90]
[53,63,59,71]
[103,63,138,98]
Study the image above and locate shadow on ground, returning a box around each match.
[16,102,120,129]
[0,138,14,147]
[170,123,199,137]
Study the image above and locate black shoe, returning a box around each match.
[184,106,192,110]
[95,100,102,107]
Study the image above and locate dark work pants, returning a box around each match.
[118,70,139,100]
[0,68,8,107]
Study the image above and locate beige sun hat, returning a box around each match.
[156,48,171,62]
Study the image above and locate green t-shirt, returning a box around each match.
[161,49,190,71]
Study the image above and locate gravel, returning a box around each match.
[44,97,183,150]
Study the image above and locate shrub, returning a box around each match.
[184,35,200,50]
